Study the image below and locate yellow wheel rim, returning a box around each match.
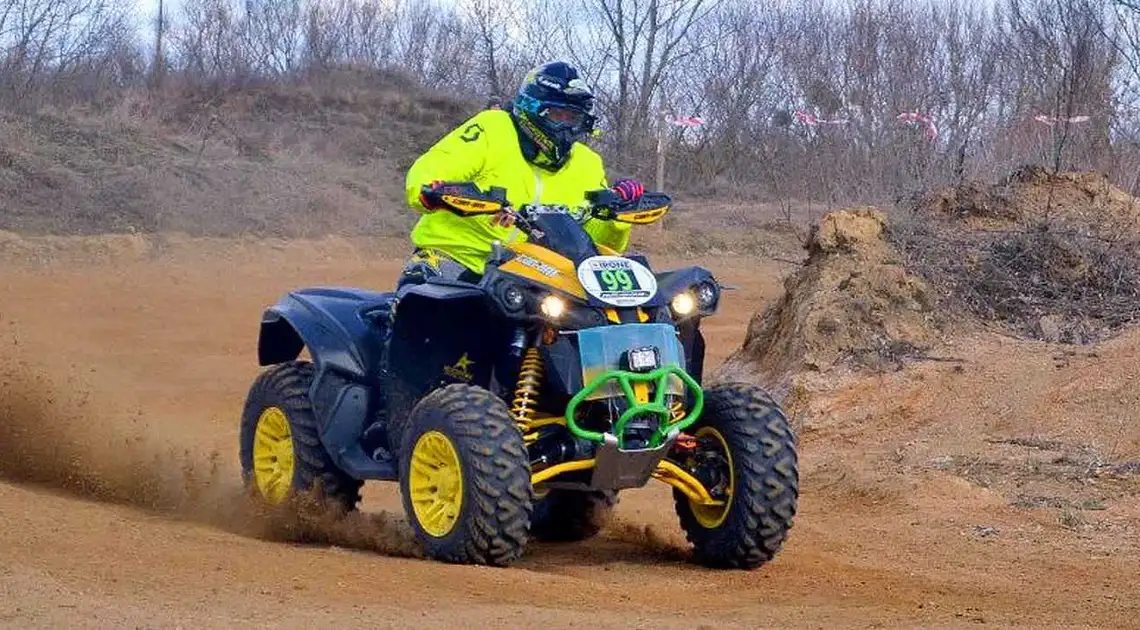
[690,426,734,529]
[408,430,464,538]
[252,406,295,504]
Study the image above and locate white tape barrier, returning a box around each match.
[1033,114,1091,126]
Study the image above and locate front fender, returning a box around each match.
[655,266,718,304]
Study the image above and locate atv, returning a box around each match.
[239,182,798,569]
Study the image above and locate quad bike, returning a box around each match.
[239,182,798,569]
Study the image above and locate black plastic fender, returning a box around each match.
[256,286,397,480]
[383,279,512,426]
[655,265,719,311]
[654,266,716,383]
[258,286,393,377]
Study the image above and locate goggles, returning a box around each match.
[539,103,595,132]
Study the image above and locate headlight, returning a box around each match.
[695,281,718,311]
[540,294,566,319]
[671,291,696,316]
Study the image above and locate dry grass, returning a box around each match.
[888,167,1140,344]
[0,74,825,255]
[0,72,475,238]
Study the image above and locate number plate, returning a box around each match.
[576,255,658,307]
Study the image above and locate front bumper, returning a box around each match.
[566,323,704,449]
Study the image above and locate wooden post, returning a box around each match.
[655,124,666,234]
[656,126,666,191]
[151,0,164,90]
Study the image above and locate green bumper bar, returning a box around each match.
[564,365,704,449]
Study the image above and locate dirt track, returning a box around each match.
[1,237,1137,629]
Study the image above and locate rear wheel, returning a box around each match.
[673,383,798,569]
[398,383,533,565]
[239,361,362,512]
[530,489,618,542]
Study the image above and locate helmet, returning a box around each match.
[510,61,597,169]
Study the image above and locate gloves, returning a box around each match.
[610,178,644,203]
[419,180,446,210]
[490,210,516,228]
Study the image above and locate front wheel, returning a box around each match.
[673,383,799,569]
[398,383,534,566]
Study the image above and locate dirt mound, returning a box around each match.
[717,207,942,398]
[891,167,1140,344]
[910,165,1140,234]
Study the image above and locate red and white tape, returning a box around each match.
[896,112,938,141]
[664,114,705,127]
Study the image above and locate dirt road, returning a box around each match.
[0,237,1136,629]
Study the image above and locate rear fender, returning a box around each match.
[256,286,397,480]
[257,286,393,378]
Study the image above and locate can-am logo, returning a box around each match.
[516,255,558,277]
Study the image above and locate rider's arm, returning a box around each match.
[588,178,633,252]
[405,112,491,212]
[581,156,632,252]
[585,210,632,253]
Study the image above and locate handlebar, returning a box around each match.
[419,181,670,225]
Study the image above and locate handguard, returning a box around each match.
[586,189,672,224]
[420,182,509,217]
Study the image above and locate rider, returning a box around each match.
[400,61,645,287]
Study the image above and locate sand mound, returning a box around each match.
[892,167,1140,344]
[720,169,1140,399]
[911,166,1140,235]
[717,207,941,398]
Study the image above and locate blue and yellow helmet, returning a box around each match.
[511,61,598,169]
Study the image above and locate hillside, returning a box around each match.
[0,72,474,237]
[0,76,815,261]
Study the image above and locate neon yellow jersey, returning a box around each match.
[404,109,631,273]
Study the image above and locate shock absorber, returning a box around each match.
[511,346,544,432]
[670,398,685,422]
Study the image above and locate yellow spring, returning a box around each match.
[511,347,544,431]
[670,399,685,422]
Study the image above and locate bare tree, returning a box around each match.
[579,0,722,161]
[1002,0,1117,172]
[0,0,137,106]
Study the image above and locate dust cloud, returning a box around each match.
[0,355,422,559]
[603,519,692,562]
